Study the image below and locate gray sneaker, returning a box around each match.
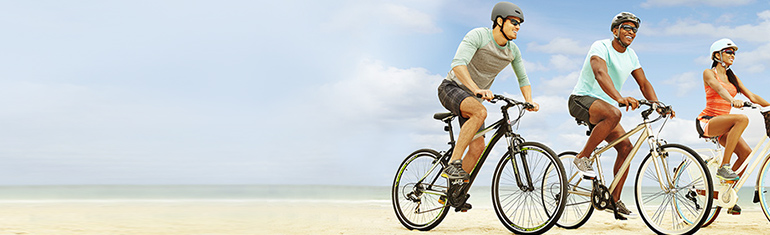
[606,200,632,216]
[716,164,740,181]
[573,157,596,179]
[442,160,469,181]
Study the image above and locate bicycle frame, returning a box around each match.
[696,135,770,191]
[570,114,670,197]
[412,100,533,199]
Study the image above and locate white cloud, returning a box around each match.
[528,38,588,55]
[659,12,770,43]
[542,71,580,96]
[641,0,754,7]
[319,60,444,126]
[550,54,582,71]
[383,4,442,34]
[321,2,441,34]
[663,72,699,97]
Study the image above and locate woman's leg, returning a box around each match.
[707,114,749,165]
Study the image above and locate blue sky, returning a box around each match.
[1,0,769,185]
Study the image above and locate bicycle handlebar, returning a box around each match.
[618,99,674,120]
[735,101,761,109]
[477,94,535,110]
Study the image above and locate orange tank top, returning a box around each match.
[698,68,738,121]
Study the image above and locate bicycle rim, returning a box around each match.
[492,142,566,234]
[759,155,770,222]
[635,144,712,235]
[554,151,594,229]
[391,149,449,231]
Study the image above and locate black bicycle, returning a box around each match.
[391,94,568,234]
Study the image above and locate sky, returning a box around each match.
[1,0,770,186]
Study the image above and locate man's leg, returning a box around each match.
[576,100,622,159]
[606,124,632,202]
[463,137,485,174]
[450,97,487,162]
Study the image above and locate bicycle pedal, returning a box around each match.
[438,196,446,205]
[455,203,472,212]
[450,178,468,185]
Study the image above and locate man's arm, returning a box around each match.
[630,68,658,102]
[452,65,493,100]
[590,55,638,110]
[633,68,675,117]
[518,85,539,111]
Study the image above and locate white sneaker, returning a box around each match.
[573,157,596,179]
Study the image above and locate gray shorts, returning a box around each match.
[438,79,484,131]
[568,94,599,125]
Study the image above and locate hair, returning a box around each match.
[711,60,742,94]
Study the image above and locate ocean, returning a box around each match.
[0,185,760,211]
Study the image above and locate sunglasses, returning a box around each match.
[507,18,521,26]
[619,24,638,33]
[722,49,736,55]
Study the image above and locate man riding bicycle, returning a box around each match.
[567,12,672,216]
[437,1,539,205]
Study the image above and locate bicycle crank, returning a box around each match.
[591,181,612,210]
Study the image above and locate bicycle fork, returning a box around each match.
[508,142,535,192]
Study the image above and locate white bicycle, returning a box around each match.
[693,102,770,226]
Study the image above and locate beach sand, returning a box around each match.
[0,200,765,235]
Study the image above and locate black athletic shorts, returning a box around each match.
[568,94,600,125]
[438,79,484,132]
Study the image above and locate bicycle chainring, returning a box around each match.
[591,183,612,210]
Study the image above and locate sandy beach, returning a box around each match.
[0,200,764,235]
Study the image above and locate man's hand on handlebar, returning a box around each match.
[526,101,540,112]
[475,90,494,101]
[617,97,639,111]
[656,106,676,118]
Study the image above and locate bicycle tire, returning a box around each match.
[391,149,450,231]
[635,144,713,235]
[553,151,594,229]
[701,206,720,227]
[492,142,567,234]
[758,154,770,222]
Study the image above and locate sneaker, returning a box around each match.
[728,204,742,215]
[606,200,632,216]
[573,157,596,179]
[716,164,740,181]
[455,202,472,212]
[442,160,469,181]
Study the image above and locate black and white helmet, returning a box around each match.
[610,12,640,31]
[491,2,524,24]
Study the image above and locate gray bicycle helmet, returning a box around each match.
[491,2,524,24]
[610,12,640,31]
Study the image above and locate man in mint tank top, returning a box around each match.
[436,2,539,211]
[567,12,672,216]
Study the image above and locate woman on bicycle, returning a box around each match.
[697,38,770,215]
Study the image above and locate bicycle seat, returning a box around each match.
[575,119,595,136]
[695,116,717,140]
[434,112,455,121]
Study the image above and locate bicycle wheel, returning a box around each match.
[757,154,770,222]
[700,157,722,227]
[492,142,567,234]
[701,206,721,227]
[635,144,713,235]
[553,151,594,229]
[391,149,450,231]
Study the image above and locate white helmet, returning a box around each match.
[710,38,738,60]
